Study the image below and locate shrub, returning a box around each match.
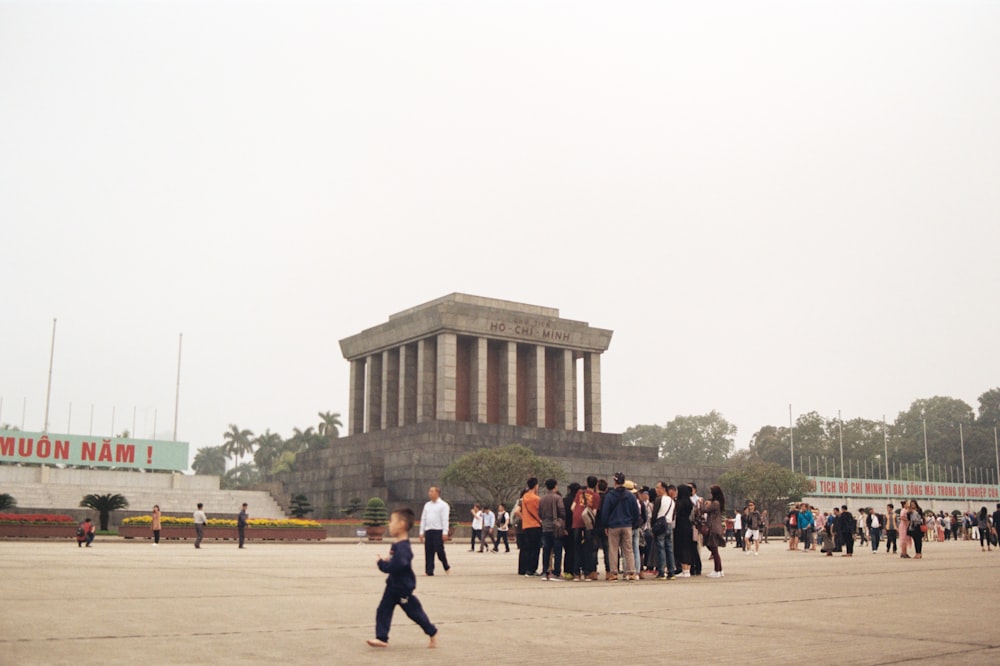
[363,497,388,527]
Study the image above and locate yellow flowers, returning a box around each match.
[121,515,322,528]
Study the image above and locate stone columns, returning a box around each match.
[380,349,399,430]
[365,353,383,433]
[417,338,436,422]
[470,337,488,423]
[499,341,517,425]
[349,359,366,435]
[435,333,457,421]
[583,352,602,432]
[559,348,575,430]
[398,344,417,426]
[530,344,545,428]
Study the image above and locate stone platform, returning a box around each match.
[2,536,998,664]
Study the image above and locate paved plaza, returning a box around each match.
[2,535,998,665]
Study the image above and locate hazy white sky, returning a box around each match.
[2,1,998,468]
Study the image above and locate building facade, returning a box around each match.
[270,294,723,515]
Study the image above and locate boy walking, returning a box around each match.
[367,508,439,649]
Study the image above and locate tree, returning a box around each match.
[660,411,736,464]
[191,445,227,476]
[363,497,389,527]
[317,411,343,447]
[222,462,260,490]
[288,426,323,453]
[289,493,313,518]
[253,430,285,474]
[79,493,129,531]
[222,424,255,467]
[441,443,564,510]
[717,461,812,531]
[341,497,363,517]
[0,493,16,510]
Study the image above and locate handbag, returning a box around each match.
[652,516,667,537]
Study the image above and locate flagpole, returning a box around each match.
[173,333,182,441]
[43,318,56,433]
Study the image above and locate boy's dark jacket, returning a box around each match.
[378,539,417,595]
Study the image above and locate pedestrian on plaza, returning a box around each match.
[733,507,744,550]
[866,507,882,553]
[193,503,207,549]
[539,478,565,581]
[562,482,580,576]
[570,476,601,581]
[651,481,677,579]
[689,482,704,575]
[493,503,510,552]
[469,504,483,552]
[516,478,542,576]
[906,500,925,559]
[836,505,855,557]
[480,505,495,552]
[977,507,992,552]
[884,504,898,554]
[238,502,248,548]
[702,485,726,578]
[151,505,161,546]
[787,503,801,551]
[602,472,638,581]
[367,507,438,650]
[744,501,762,556]
[674,483,696,577]
[798,504,815,551]
[419,486,451,576]
[76,517,95,547]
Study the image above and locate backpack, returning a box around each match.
[578,489,598,530]
[76,526,85,537]
[690,501,703,528]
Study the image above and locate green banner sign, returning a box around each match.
[0,430,189,471]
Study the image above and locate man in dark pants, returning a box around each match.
[689,482,703,575]
[517,478,542,576]
[884,504,898,554]
[419,486,451,576]
[237,503,248,548]
[837,504,855,556]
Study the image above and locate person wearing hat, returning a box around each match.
[602,472,639,581]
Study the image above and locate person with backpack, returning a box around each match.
[570,476,601,581]
[674,483,696,577]
[76,518,95,548]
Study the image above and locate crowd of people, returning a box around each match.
[769,501,1000,558]
[464,473,730,581]
[460,479,1000,578]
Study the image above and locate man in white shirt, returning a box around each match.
[867,508,882,553]
[419,486,451,575]
[652,482,677,579]
[480,507,495,552]
[193,503,207,549]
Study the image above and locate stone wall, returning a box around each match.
[269,421,729,516]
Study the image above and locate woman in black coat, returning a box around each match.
[674,484,695,577]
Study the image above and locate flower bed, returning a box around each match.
[0,513,77,538]
[119,515,327,541]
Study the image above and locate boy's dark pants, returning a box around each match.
[375,588,437,642]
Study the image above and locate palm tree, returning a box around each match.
[289,426,321,453]
[222,462,260,490]
[253,430,285,474]
[192,445,227,476]
[317,411,343,445]
[79,493,129,531]
[222,424,255,467]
